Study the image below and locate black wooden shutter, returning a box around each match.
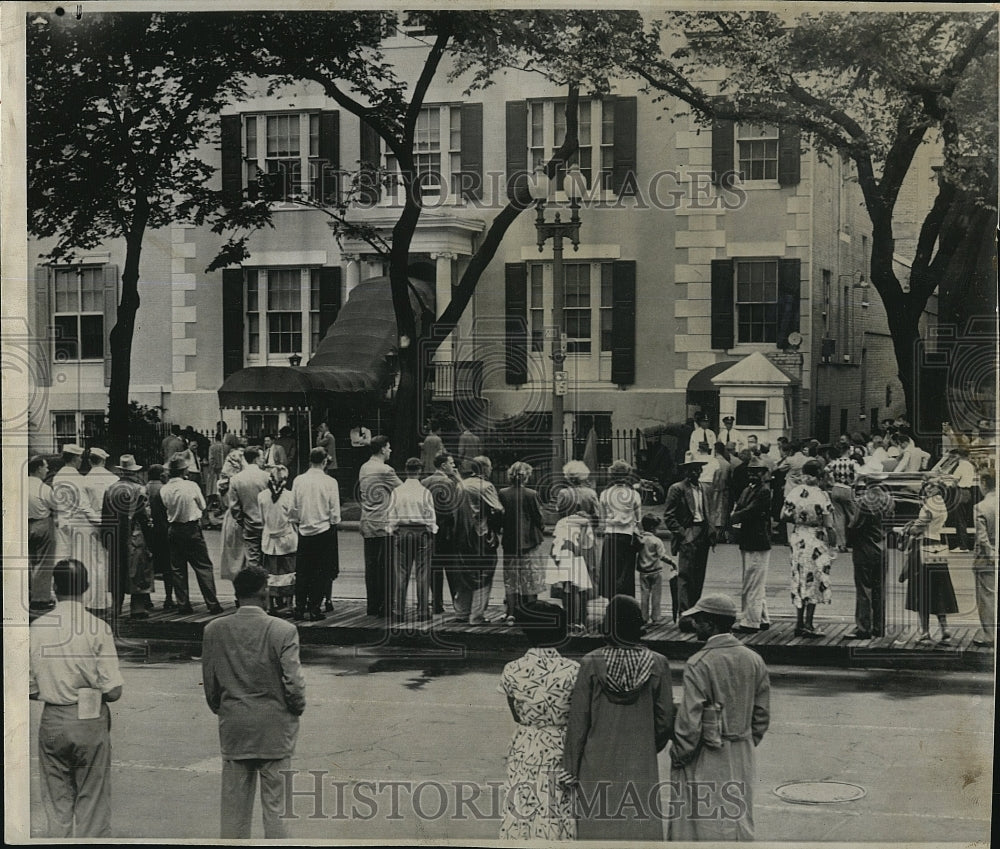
[776,258,801,349]
[505,263,528,384]
[318,110,340,204]
[222,268,244,378]
[505,101,528,200]
[612,96,638,197]
[611,260,637,385]
[102,264,119,386]
[33,265,52,387]
[777,124,801,186]
[318,267,341,344]
[711,109,735,187]
[459,103,483,201]
[710,259,735,350]
[221,114,243,204]
[358,120,381,205]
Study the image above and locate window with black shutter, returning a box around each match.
[506,101,528,200]
[459,102,483,201]
[777,124,801,186]
[710,259,735,349]
[505,263,528,384]
[776,258,802,348]
[610,260,636,385]
[222,268,244,378]
[358,119,382,205]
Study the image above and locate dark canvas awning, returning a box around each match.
[217,275,435,410]
[686,360,739,393]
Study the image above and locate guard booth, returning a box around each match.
[217,276,434,473]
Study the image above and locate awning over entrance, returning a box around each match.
[217,275,435,410]
[686,360,739,393]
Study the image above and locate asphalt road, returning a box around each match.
[21,647,994,842]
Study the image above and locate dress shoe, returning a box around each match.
[468,617,489,626]
[131,610,150,620]
[841,631,871,640]
[162,599,177,611]
[433,606,445,615]
[176,604,195,615]
[732,625,759,635]
[759,622,770,631]
[207,604,224,615]
[144,599,156,610]
[324,600,334,613]
[972,638,994,648]
[307,609,325,621]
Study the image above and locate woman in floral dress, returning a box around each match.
[498,601,579,840]
[780,459,836,637]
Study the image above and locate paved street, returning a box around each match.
[192,525,984,630]
[24,648,993,842]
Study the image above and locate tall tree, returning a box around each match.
[629,10,997,436]
[217,10,642,460]
[27,12,271,447]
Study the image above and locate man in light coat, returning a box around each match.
[670,594,770,842]
[229,447,271,570]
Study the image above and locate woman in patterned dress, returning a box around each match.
[498,601,579,840]
[499,462,548,624]
[780,459,836,637]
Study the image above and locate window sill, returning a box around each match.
[732,181,782,191]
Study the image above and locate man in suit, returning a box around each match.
[729,461,773,633]
[229,447,271,570]
[421,451,462,614]
[663,454,715,630]
[261,434,288,471]
[202,566,306,838]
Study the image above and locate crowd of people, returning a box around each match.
[25,412,996,838]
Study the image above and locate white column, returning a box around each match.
[430,252,455,400]
[344,254,361,301]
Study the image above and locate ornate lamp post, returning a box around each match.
[528,164,585,473]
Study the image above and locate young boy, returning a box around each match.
[636,514,678,624]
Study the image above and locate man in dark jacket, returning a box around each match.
[663,455,714,628]
[729,461,772,633]
[421,451,462,614]
[843,476,895,639]
[100,455,154,625]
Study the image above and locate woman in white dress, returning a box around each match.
[218,433,247,581]
[257,465,298,613]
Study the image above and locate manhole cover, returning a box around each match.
[774,781,867,804]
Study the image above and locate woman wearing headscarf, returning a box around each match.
[498,601,579,840]
[548,497,597,634]
[499,462,548,625]
[553,461,601,528]
[598,460,642,599]
[218,433,247,582]
[900,479,959,643]
[562,595,674,840]
[780,458,836,637]
[257,465,298,614]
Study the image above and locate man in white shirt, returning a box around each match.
[28,455,56,610]
[80,447,117,611]
[229,447,272,570]
[719,415,747,453]
[30,559,124,837]
[159,455,223,615]
[358,436,403,618]
[387,457,438,622]
[290,447,341,621]
[50,444,100,597]
[946,447,978,552]
[688,412,717,458]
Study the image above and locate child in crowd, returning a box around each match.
[635,514,678,625]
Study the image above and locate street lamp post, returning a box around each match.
[529,164,585,474]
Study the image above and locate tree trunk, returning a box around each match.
[106,221,146,455]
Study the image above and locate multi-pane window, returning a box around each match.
[52,267,103,361]
[529,99,615,192]
[526,260,614,365]
[735,400,767,428]
[267,270,302,354]
[245,268,324,360]
[384,105,462,202]
[52,411,104,451]
[245,113,321,201]
[736,124,778,181]
[563,264,592,354]
[736,259,779,343]
[243,413,279,439]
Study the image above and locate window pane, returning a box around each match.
[53,315,78,360]
[80,268,103,311]
[311,313,321,352]
[81,412,104,436]
[530,265,543,308]
[565,308,591,340]
[735,399,767,427]
[530,102,544,148]
[54,271,78,312]
[309,113,319,157]
[578,100,591,146]
[531,309,544,353]
[601,263,613,307]
[54,413,77,442]
[248,313,259,354]
[600,308,612,352]
[79,314,103,359]
[449,106,461,151]
[554,103,566,146]
[246,116,257,159]
[267,270,301,310]
[246,270,258,311]
[310,268,321,310]
[601,100,615,145]
[268,312,302,353]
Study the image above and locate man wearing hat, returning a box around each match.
[719,415,747,453]
[688,411,716,458]
[80,447,117,612]
[27,455,57,610]
[159,453,224,615]
[729,460,773,633]
[50,444,100,595]
[30,558,124,837]
[663,453,715,628]
[101,455,155,622]
[670,594,770,842]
